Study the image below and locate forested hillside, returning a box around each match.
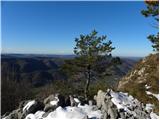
[1,55,138,115]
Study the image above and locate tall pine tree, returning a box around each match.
[62,30,116,100]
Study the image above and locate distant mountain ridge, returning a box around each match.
[1,53,76,59]
[1,53,143,60]
[1,54,140,87]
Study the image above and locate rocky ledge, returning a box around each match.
[2,89,159,119]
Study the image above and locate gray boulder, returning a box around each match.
[44,94,56,105]
[2,108,23,119]
[69,95,79,107]
[95,90,118,119]
[43,94,59,112]
[95,90,106,109]
[43,93,66,112]
[44,103,57,112]
[25,100,44,113]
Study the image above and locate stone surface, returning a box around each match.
[44,94,56,105]
[2,90,155,119]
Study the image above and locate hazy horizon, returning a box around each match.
[1,52,146,58]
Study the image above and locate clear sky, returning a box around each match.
[1,1,157,57]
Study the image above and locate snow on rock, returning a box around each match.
[77,104,102,118]
[24,103,102,119]
[25,114,35,119]
[50,100,58,106]
[46,106,87,119]
[23,100,36,112]
[145,103,154,112]
[46,104,102,119]
[145,84,151,89]
[74,98,80,103]
[25,111,45,119]
[110,90,139,112]
[4,89,159,119]
[146,91,159,100]
[110,90,159,119]
[150,112,159,119]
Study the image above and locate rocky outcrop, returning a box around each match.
[94,89,118,119]
[2,89,158,119]
[94,89,156,119]
[2,93,84,119]
[2,100,44,119]
[43,93,66,112]
[117,54,159,114]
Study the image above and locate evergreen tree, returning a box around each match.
[62,30,116,99]
[141,0,159,51]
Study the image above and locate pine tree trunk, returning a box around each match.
[84,65,91,100]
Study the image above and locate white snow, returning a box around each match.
[23,100,36,112]
[46,105,102,119]
[145,84,151,89]
[77,104,102,118]
[110,90,138,112]
[25,103,102,119]
[74,98,80,103]
[150,112,159,119]
[25,114,35,119]
[110,90,159,119]
[46,106,87,119]
[145,103,154,112]
[25,111,45,119]
[146,91,159,100]
[50,100,58,106]
[145,104,159,119]
[21,90,159,119]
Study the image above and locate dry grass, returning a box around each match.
[118,54,159,114]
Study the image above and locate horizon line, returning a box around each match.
[1,52,145,58]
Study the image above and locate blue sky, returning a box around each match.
[1,1,157,57]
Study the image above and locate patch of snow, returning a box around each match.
[77,104,102,118]
[27,104,102,119]
[74,98,80,103]
[145,103,154,112]
[25,111,45,119]
[50,100,58,106]
[110,90,159,119]
[110,90,139,112]
[150,112,159,119]
[20,90,159,119]
[25,114,35,119]
[145,84,151,89]
[145,103,159,119]
[146,91,159,100]
[23,100,36,112]
[46,106,87,119]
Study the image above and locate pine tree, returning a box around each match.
[141,0,159,51]
[73,30,115,99]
